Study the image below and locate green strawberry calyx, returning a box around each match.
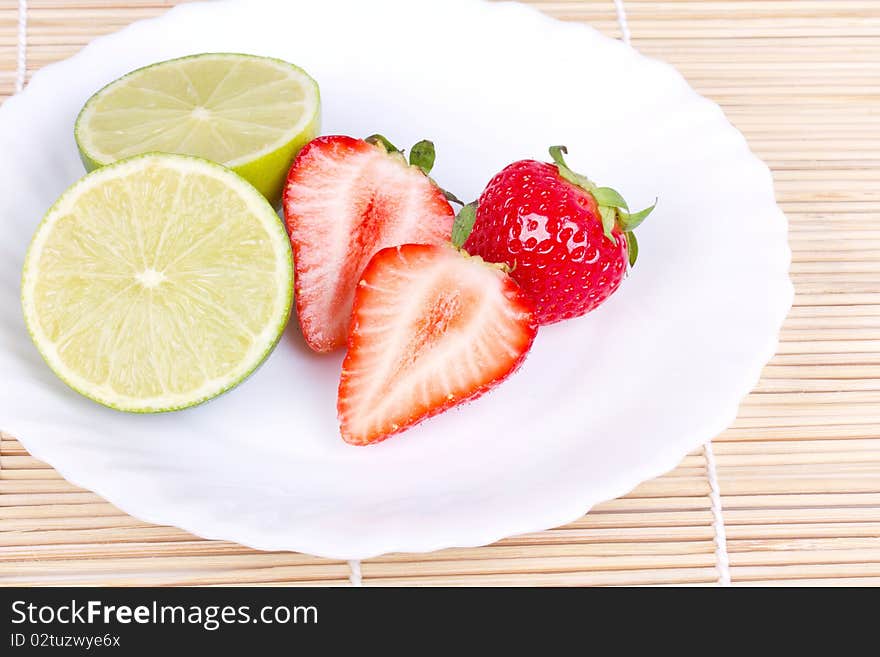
[451,201,477,248]
[365,134,464,206]
[364,133,401,155]
[549,145,656,266]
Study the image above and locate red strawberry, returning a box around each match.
[283,135,455,352]
[338,244,537,445]
[460,146,655,325]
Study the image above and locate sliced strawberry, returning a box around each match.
[283,135,454,352]
[338,244,537,445]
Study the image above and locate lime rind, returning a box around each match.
[21,152,294,413]
[74,53,321,203]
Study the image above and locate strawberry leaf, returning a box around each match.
[591,186,628,210]
[599,206,617,244]
[365,134,400,154]
[452,202,478,248]
[548,145,595,191]
[401,139,460,204]
[409,140,436,175]
[442,188,465,206]
[625,231,639,267]
[618,199,657,231]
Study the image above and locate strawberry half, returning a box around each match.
[338,244,537,445]
[283,135,455,352]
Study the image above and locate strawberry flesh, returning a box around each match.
[338,244,537,445]
[283,136,454,352]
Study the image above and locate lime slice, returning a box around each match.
[75,53,320,203]
[21,153,293,412]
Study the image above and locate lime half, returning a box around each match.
[75,53,320,203]
[21,153,294,412]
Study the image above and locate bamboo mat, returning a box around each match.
[1,0,879,587]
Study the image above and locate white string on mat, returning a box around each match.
[702,442,732,585]
[613,0,632,45]
[348,559,363,586]
[16,0,27,92]
[611,0,730,586]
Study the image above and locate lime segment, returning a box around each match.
[75,53,320,202]
[21,153,293,412]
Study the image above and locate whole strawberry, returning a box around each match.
[459,146,654,325]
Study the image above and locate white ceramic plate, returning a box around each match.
[0,0,792,559]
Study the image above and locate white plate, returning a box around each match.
[0,0,792,559]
